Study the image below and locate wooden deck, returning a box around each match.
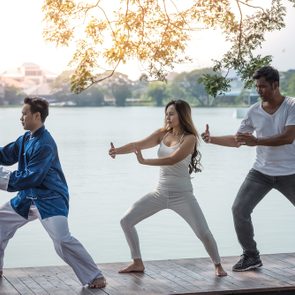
[1,253,295,295]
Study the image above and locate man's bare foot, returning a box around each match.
[215,264,227,277]
[88,276,106,288]
[119,259,145,273]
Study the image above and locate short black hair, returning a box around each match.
[253,66,280,85]
[24,96,49,122]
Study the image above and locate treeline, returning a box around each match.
[2,68,295,107]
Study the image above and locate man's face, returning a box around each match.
[255,77,278,101]
[20,104,40,131]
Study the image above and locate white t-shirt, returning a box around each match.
[238,96,295,176]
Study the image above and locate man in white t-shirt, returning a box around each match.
[202,66,295,272]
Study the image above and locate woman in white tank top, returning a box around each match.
[109,99,227,277]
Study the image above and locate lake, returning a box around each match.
[0,106,294,268]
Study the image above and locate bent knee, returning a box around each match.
[120,216,129,229]
[120,215,136,230]
[232,203,251,219]
[232,203,239,216]
[52,233,73,244]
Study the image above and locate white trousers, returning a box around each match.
[120,190,221,265]
[0,202,102,285]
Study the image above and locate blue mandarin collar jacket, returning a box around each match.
[0,126,69,219]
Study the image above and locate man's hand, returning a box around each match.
[201,124,211,143]
[108,142,116,158]
[235,133,257,146]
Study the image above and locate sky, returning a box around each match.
[1,0,295,80]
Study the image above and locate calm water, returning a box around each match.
[0,106,294,268]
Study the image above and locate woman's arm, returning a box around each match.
[109,129,165,158]
[135,134,196,166]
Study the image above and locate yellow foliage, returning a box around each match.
[42,0,290,93]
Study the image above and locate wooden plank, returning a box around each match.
[2,253,295,295]
[147,260,198,293]
[32,265,93,295]
[20,266,70,295]
[170,258,240,291]
[4,267,49,295]
[101,261,170,295]
[172,258,255,294]
[42,265,85,294]
[100,263,143,295]
[3,268,34,295]
[5,265,107,295]
[31,265,109,295]
[0,276,20,295]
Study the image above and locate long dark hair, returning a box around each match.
[164,100,202,173]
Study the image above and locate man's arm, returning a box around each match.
[209,135,240,147]
[236,125,295,146]
[201,124,240,147]
[6,144,54,192]
[0,138,22,190]
[0,139,21,166]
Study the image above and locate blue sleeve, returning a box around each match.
[7,144,54,192]
[0,139,20,166]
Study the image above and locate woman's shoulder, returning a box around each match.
[183,133,196,141]
[180,133,196,146]
[153,128,168,138]
[148,128,168,144]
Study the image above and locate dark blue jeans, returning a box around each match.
[232,169,295,257]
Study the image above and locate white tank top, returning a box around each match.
[157,139,193,192]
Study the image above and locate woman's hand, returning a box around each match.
[134,147,145,164]
[109,142,116,159]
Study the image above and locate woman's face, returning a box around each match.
[165,104,180,129]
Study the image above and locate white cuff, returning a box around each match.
[0,166,11,191]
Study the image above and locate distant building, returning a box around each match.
[0,63,58,97]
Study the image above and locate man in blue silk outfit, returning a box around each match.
[0,97,106,288]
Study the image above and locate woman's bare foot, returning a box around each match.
[88,276,106,288]
[215,264,227,277]
[119,259,145,273]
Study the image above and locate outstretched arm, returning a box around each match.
[1,144,54,192]
[0,137,21,166]
[109,129,165,158]
[201,124,240,147]
[135,134,196,166]
[236,125,295,146]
